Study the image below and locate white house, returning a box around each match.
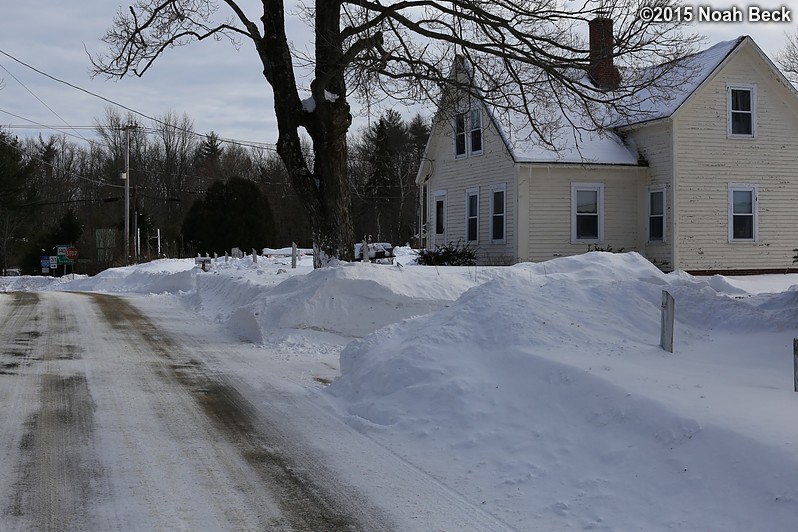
[416,21,798,273]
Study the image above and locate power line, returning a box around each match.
[0,47,280,153]
[0,61,91,143]
[0,132,125,190]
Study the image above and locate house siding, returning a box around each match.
[673,44,798,271]
[422,106,519,264]
[627,121,675,270]
[523,165,645,262]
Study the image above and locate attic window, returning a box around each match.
[454,107,483,158]
[728,85,755,138]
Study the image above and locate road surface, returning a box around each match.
[0,291,511,531]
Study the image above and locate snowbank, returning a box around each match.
[10,250,798,530]
[329,252,798,530]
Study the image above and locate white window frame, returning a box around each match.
[571,183,604,243]
[648,187,666,243]
[728,184,758,242]
[727,84,756,138]
[453,105,483,158]
[490,183,506,244]
[465,187,480,243]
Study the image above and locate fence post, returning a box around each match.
[291,242,298,269]
[252,248,258,263]
[362,237,368,262]
[793,339,798,392]
[661,290,675,353]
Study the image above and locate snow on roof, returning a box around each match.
[477,37,744,165]
[492,101,641,165]
[618,36,744,126]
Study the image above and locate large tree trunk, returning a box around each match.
[260,0,354,267]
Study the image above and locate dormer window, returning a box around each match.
[454,106,483,158]
[728,84,756,138]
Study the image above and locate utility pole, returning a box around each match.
[121,123,136,263]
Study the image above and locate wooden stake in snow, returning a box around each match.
[793,339,798,392]
[291,242,298,269]
[661,290,675,353]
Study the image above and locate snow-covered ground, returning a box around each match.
[4,249,798,530]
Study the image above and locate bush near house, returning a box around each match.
[415,241,477,266]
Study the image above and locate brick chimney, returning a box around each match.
[589,16,621,90]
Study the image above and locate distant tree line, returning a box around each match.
[0,108,428,275]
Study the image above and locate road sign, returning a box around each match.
[65,247,79,261]
[50,256,58,269]
[40,256,50,268]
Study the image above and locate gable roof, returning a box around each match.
[422,35,774,170]
[618,36,745,127]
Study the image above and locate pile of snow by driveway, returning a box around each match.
[5,250,798,530]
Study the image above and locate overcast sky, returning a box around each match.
[0,2,794,150]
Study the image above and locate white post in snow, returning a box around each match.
[156,228,161,257]
[362,237,368,262]
[291,242,298,269]
[252,248,258,263]
[225,252,229,263]
[793,339,798,392]
[661,290,675,353]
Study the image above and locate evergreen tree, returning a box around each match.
[182,177,275,255]
[0,130,37,274]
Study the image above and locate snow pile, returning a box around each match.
[329,252,798,530]
[225,260,482,343]
[8,250,798,529]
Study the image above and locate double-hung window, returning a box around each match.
[728,85,756,138]
[455,113,467,157]
[571,183,604,242]
[490,184,506,243]
[454,106,483,157]
[648,188,665,242]
[469,108,483,154]
[466,187,479,243]
[728,184,757,241]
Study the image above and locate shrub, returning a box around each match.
[415,241,477,266]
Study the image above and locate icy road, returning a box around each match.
[0,291,508,531]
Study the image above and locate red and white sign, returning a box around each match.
[64,247,79,261]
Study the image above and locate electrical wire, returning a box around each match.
[0,61,91,143]
[0,47,279,153]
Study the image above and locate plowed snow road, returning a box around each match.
[0,291,511,531]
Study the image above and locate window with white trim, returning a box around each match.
[571,183,604,242]
[728,85,755,138]
[490,184,506,243]
[454,113,467,157]
[454,106,483,157]
[648,188,665,242]
[728,184,757,241]
[466,187,479,243]
[434,191,447,242]
[469,108,483,154]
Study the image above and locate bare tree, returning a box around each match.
[92,0,698,266]
[778,30,798,83]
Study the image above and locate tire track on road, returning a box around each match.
[89,292,391,531]
[1,292,108,531]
